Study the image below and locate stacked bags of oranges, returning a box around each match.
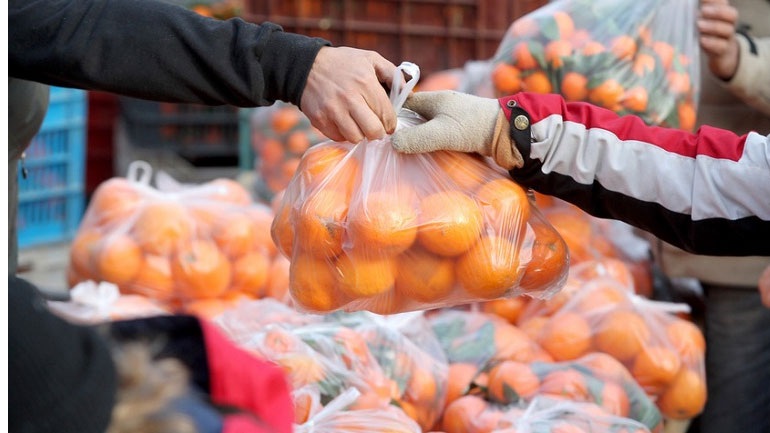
[490,0,700,130]
[67,161,288,314]
[271,63,569,315]
[417,60,497,98]
[519,278,707,421]
[249,101,328,200]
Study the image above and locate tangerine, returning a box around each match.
[656,368,707,420]
[475,178,531,239]
[69,229,102,277]
[631,346,682,392]
[286,131,311,155]
[539,368,590,401]
[492,63,522,94]
[600,381,631,417]
[87,178,143,227]
[442,395,488,433]
[622,86,649,112]
[487,360,540,403]
[395,247,455,303]
[231,251,270,297]
[295,189,349,258]
[171,240,232,299]
[665,319,705,364]
[513,42,539,70]
[545,39,573,68]
[594,310,651,361]
[538,311,592,361]
[271,107,301,133]
[347,189,418,254]
[519,222,569,293]
[553,11,575,39]
[264,255,291,301]
[289,253,345,312]
[132,201,194,256]
[97,234,143,285]
[457,235,521,299]
[589,79,624,110]
[610,35,637,60]
[335,252,396,298]
[522,71,553,94]
[480,297,528,324]
[417,190,483,257]
[131,254,174,300]
[561,72,589,101]
[445,363,479,408]
[211,212,258,258]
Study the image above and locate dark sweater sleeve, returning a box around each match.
[9,0,330,107]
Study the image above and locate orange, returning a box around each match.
[570,29,592,49]
[665,319,705,364]
[445,363,479,408]
[442,395,488,433]
[405,367,438,405]
[519,222,569,293]
[491,319,542,362]
[87,178,143,227]
[575,284,626,314]
[509,16,537,38]
[130,254,174,300]
[631,346,682,392]
[231,251,270,297]
[581,41,606,56]
[270,203,295,259]
[553,11,575,39]
[677,101,696,132]
[97,234,143,285]
[279,354,326,388]
[487,360,540,403]
[289,252,346,312]
[171,240,232,299]
[417,70,462,92]
[480,297,527,324]
[519,316,549,341]
[667,71,691,94]
[580,352,632,380]
[258,138,285,167]
[544,208,593,262]
[395,246,455,303]
[293,389,317,424]
[279,157,301,185]
[457,235,521,299]
[652,41,675,70]
[538,311,592,361]
[286,131,311,155]
[335,252,396,298]
[561,72,589,101]
[545,39,573,68]
[264,255,290,301]
[295,189,349,259]
[622,86,649,112]
[594,310,651,361]
[600,381,631,417]
[539,368,589,401]
[184,298,237,320]
[211,212,258,258]
[299,142,353,186]
[69,229,102,277]
[433,151,490,192]
[632,53,656,76]
[271,107,301,133]
[476,178,531,239]
[262,327,296,354]
[417,190,483,257]
[522,71,553,94]
[656,368,707,420]
[364,289,408,315]
[492,63,522,95]
[610,35,637,60]
[513,42,539,70]
[132,201,194,256]
[589,79,624,110]
[247,206,278,257]
[347,189,418,255]
[204,178,252,205]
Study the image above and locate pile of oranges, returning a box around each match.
[250,102,327,200]
[490,2,698,131]
[271,140,570,315]
[67,174,290,315]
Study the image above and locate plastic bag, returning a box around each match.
[249,101,328,201]
[68,161,286,310]
[271,62,569,315]
[47,280,170,324]
[490,0,700,130]
[520,280,707,420]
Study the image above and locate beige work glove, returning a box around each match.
[390,91,523,170]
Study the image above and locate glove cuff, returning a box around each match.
[490,110,524,170]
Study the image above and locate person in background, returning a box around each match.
[8,0,397,274]
[10,275,293,433]
[652,0,770,431]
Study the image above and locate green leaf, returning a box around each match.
[501,382,524,404]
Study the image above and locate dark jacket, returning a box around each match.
[9,0,330,108]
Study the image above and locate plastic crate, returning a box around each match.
[18,87,88,248]
[119,97,240,166]
[242,0,548,77]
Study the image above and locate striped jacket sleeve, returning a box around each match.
[500,92,770,257]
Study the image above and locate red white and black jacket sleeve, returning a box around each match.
[499,92,770,257]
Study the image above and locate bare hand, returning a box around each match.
[698,0,740,80]
[759,264,770,309]
[300,46,397,143]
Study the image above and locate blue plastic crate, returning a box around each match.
[17,86,87,248]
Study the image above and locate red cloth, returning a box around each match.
[200,320,293,433]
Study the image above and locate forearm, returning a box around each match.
[9,0,329,107]
[723,35,770,117]
[501,92,770,256]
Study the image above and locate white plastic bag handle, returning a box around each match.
[126,160,153,185]
[389,62,421,113]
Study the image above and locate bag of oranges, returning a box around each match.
[249,101,328,200]
[68,161,284,311]
[271,62,569,315]
[490,0,700,130]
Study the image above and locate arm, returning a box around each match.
[502,92,770,256]
[391,91,770,256]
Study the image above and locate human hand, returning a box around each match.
[390,91,523,169]
[759,264,770,309]
[301,46,397,143]
[698,0,740,80]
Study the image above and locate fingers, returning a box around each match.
[391,119,464,154]
[759,265,770,309]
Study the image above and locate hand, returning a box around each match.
[698,0,740,80]
[759,264,770,309]
[301,46,397,143]
[390,90,523,169]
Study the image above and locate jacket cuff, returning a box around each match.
[498,95,532,165]
[259,28,331,106]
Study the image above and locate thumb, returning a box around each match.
[391,119,467,154]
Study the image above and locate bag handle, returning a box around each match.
[389,62,421,113]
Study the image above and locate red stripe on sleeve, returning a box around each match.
[502,92,747,161]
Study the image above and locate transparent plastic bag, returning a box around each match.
[491,0,700,130]
[271,63,569,315]
[47,280,170,324]
[68,161,285,309]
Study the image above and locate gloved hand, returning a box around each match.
[390,90,523,169]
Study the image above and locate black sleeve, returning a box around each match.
[9,0,331,107]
